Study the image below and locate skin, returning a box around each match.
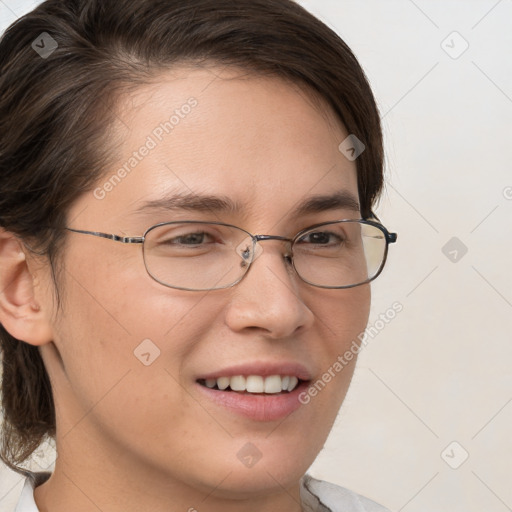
[0,66,370,512]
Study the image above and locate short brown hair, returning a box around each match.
[0,0,383,475]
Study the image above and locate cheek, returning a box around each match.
[308,285,370,406]
[312,284,371,354]
[53,247,223,409]
[51,259,226,465]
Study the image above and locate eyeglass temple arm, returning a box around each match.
[65,227,144,244]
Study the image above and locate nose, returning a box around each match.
[224,241,315,339]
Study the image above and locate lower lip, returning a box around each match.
[196,381,309,422]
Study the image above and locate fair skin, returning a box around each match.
[0,66,369,512]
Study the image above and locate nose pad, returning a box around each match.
[235,237,263,268]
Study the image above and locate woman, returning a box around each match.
[0,1,397,511]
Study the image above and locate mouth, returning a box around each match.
[195,364,312,421]
[197,374,302,394]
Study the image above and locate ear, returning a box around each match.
[0,229,53,345]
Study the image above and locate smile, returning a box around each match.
[198,375,300,394]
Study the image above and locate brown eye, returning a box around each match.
[297,231,343,245]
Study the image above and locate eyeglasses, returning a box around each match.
[65,219,397,291]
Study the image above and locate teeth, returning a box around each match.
[287,376,298,392]
[202,375,301,393]
[246,375,264,393]
[217,376,230,390]
[230,375,246,391]
[264,375,282,394]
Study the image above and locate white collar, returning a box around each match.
[15,472,51,512]
[300,475,391,512]
[16,472,390,512]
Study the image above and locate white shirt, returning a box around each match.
[15,472,391,512]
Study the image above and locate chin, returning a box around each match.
[196,437,319,498]
[200,462,306,500]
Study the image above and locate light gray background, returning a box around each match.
[1,1,511,511]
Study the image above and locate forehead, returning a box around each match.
[73,66,358,229]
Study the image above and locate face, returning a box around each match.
[37,66,370,505]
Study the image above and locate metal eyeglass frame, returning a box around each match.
[64,219,397,291]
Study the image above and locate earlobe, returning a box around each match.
[0,229,53,346]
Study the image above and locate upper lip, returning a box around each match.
[197,361,313,382]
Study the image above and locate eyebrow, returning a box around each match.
[134,190,360,217]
